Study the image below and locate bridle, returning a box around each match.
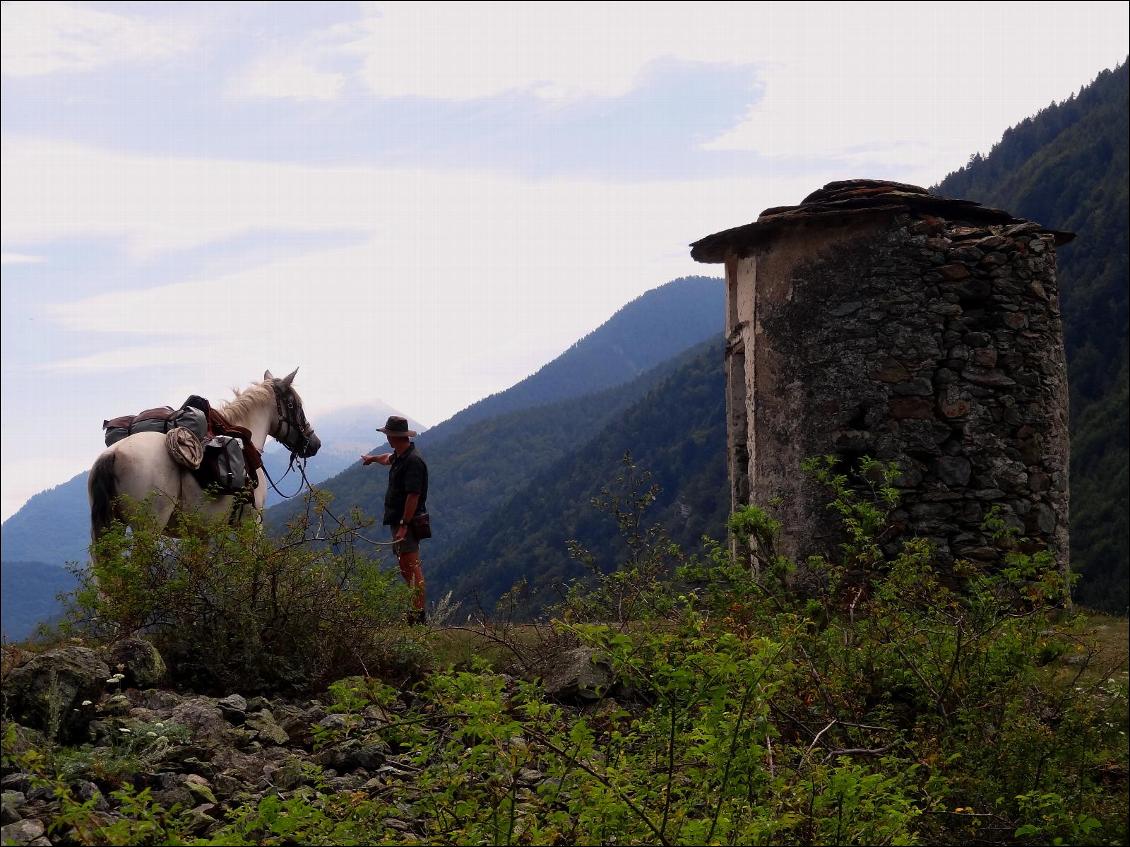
[272,381,316,458]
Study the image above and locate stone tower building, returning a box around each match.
[690,180,1073,570]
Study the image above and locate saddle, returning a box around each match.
[102,396,263,492]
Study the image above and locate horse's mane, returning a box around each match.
[220,380,274,426]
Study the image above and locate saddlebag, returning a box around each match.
[197,435,249,494]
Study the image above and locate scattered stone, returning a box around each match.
[106,638,166,689]
[102,694,131,716]
[2,647,110,741]
[184,804,218,835]
[217,694,248,723]
[543,647,615,702]
[1,775,33,795]
[245,697,270,713]
[1,791,26,825]
[72,780,108,811]
[245,710,289,746]
[170,699,230,745]
[0,818,45,846]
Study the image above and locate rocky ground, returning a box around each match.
[0,638,611,845]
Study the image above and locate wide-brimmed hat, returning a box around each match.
[377,415,417,438]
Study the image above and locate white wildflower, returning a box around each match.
[81,700,93,706]
[119,727,131,733]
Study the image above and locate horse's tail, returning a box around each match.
[89,451,119,543]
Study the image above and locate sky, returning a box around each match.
[1,1,1127,520]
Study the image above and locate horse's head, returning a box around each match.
[265,368,321,458]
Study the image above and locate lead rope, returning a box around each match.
[261,451,396,548]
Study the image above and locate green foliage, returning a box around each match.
[12,458,1127,846]
[68,495,418,692]
[561,452,687,626]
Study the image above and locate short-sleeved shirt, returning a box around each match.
[384,443,428,526]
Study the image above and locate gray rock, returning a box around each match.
[170,699,230,745]
[272,757,310,790]
[72,780,108,811]
[245,710,289,746]
[105,638,166,689]
[1,791,26,825]
[184,803,218,835]
[1,774,33,795]
[542,647,615,702]
[0,818,45,845]
[217,695,248,723]
[153,786,195,810]
[1,647,110,741]
[245,697,270,713]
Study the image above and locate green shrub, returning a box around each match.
[68,492,419,692]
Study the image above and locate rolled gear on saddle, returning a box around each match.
[165,426,205,470]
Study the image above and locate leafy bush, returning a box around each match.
[66,492,420,692]
[13,458,1125,845]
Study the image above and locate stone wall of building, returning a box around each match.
[696,181,1071,572]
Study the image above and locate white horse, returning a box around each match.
[88,368,321,542]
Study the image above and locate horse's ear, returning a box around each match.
[283,367,298,386]
[264,369,275,381]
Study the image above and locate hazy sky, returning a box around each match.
[1,1,1127,519]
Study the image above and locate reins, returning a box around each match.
[253,382,397,547]
[261,448,397,548]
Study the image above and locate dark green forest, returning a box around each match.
[430,338,727,608]
[269,341,709,560]
[936,59,1129,611]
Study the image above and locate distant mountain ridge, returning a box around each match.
[418,276,724,444]
[267,276,726,565]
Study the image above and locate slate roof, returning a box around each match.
[689,179,1074,263]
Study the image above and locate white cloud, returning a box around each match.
[336,2,752,101]
[1,2,192,77]
[700,4,1130,172]
[6,138,837,427]
[228,52,345,101]
[37,344,223,374]
[0,252,45,264]
[321,1,1127,177]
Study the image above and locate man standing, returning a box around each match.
[361,415,428,624]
